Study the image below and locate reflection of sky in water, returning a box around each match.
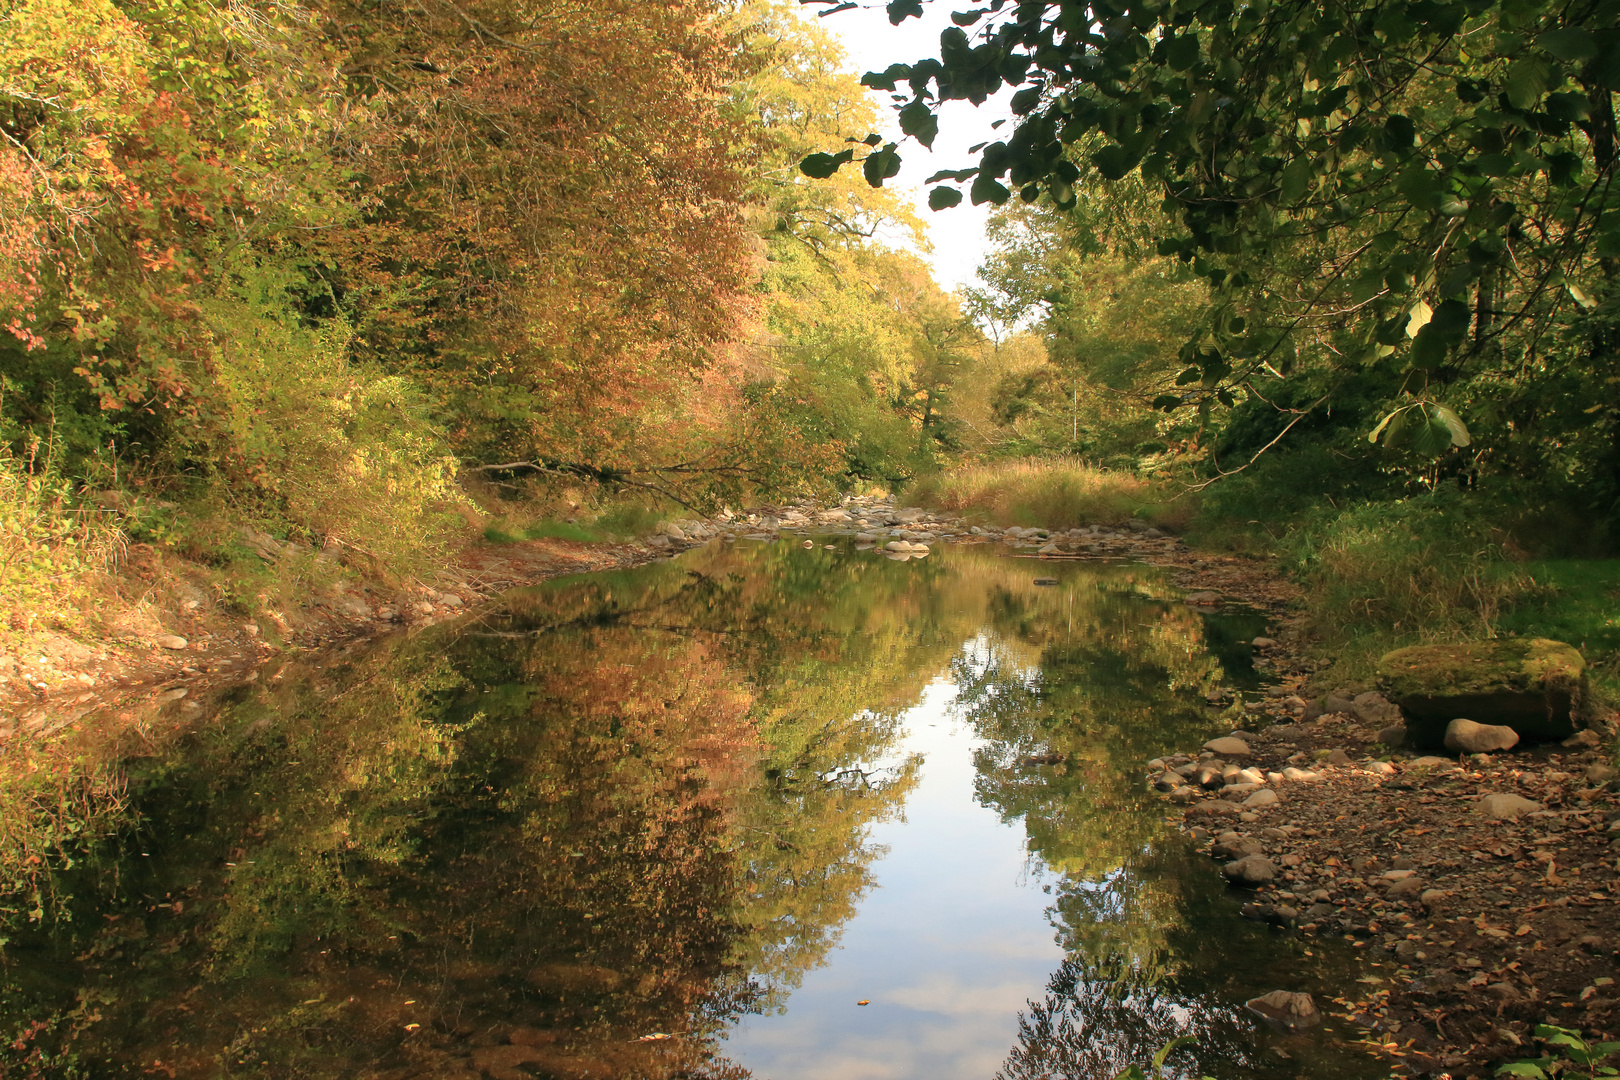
[725,678,1066,1080]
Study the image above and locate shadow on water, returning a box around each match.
[0,541,1381,1079]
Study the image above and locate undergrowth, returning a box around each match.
[905,459,1195,531]
[1280,492,1545,681]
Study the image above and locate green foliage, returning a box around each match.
[809,0,1620,547]
[1496,1024,1620,1079]
[1112,1036,1216,1080]
[1497,561,1620,699]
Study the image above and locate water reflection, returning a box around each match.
[0,541,1376,1079]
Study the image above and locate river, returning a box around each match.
[0,539,1383,1079]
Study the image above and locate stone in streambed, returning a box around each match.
[1378,723,1408,747]
[1444,719,1520,754]
[1203,736,1251,757]
[1222,854,1277,884]
[1476,792,1544,820]
[1386,876,1428,899]
[1185,801,1243,819]
[1378,638,1587,745]
[1352,691,1404,728]
[1243,788,1280,808]
[1244,991,1320,1031]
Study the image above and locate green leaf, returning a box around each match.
[1152,1036,1198,1070]
[899,100,940,148]
[862,144,902,186]
[1506,58,1549,110]
[1536,27,1598,61]
[1494,1064,1549,1079]
[1409,298,1470,366]
[1405,299,1433,338]
[1278,156,1312,203]
[1151,393,1184,411]
[1568,282,1597,309]
[970,174,1011,204]
[861,64,911,91]
[886,0,923,23]
[1176,366,1201,386]
[1091,143,1135,180]
[800,149,854,178]
[928,186,963,210]
[1432,404,1471,447]
[1166,32,1200,71]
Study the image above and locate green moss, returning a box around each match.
[1377,638,1587,744]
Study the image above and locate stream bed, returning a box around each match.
[1,540,1385,1079]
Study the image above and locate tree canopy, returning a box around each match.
[806,0,1619,518]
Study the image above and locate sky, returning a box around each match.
[796,1,1018,294]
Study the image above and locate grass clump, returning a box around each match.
[1497,560,1620,700]
[905,459,1193,531]
[1283,493,1542,680]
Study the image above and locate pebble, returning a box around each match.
[1203,736,1251,756]
[1223,854,1277,884]
[1476,792,1544,820]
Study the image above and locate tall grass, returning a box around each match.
[1283,494,1542,678]
[905,459,1195,531]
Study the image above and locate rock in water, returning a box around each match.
[1444,719,1520,754]
[1202,736,1251,756]
[1245,991,1320,1031]
[1222,854,1277,884]
[1476,792,1544,820]
[1378,638,1587,746]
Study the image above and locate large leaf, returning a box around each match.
[800,149,854,178]
[1536,27,1598,61]
[927,186,963,210]
[899,100,940,148]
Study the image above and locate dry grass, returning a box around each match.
[904,459,1196,532]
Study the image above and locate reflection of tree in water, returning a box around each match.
[998,954,1263,1080]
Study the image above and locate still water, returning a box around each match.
[1,540,1382,1079]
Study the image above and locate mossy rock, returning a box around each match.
[1376,638,1587,747]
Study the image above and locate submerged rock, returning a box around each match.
[1378,638,1587,745]
[1245,990,1320,1031]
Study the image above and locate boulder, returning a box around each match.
[1444,719,1520,754]
[1223,854,1277,884]
[1476,792,1544,820]
[1202,736,1251,757]
[1378,639,1587,745]
[1244,991,1320,1031]
[155,635,188,651]
[1243,788,1280,808]
[1377,723,1408,747]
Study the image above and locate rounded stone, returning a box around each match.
[1445,719,1520,754]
